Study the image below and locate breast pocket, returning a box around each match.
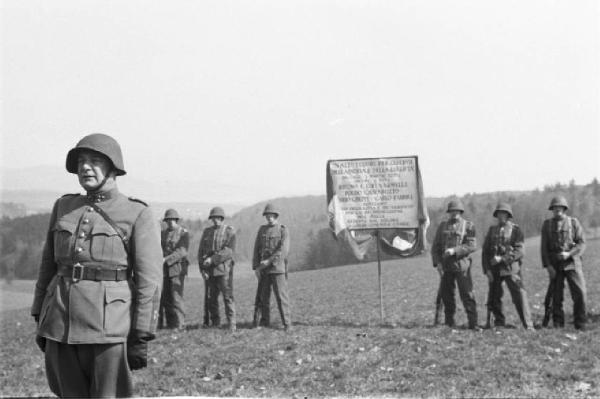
[267,233,281,249]
[53,220,76,260]
[104,285,132,337]
[90,223,126,263]
[442,231,455,248]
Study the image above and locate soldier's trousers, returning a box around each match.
[440,268,478,328]
[45,340,132,398]
[253,272,291,328]
[207,273,235,326]
[551,266,587,328]
[487,271,533,328]
[159,273,186,328]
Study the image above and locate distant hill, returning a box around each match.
[227,195,329,269]
[0,165,255,214]
[1,179,599,279]
[0,189,245,220]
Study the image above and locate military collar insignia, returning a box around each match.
[86,188,117,203]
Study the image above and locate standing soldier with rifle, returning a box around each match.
[159,209,190,331]
[431,200,479,330]
[541,196,587,330]
[252,203,292,331]
[31,133,162,398]
[198,207,237,331]
[481,203,534,330]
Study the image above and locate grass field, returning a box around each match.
[1,238,600,398]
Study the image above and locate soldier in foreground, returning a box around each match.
[252,204,291,331]
[481,203,534,330]
[541,196,587,330]
[159,209,190,330]
[431,200,479,329]
[198,207,237,331]
[30,133,162,398]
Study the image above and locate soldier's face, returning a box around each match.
[165,219,178,229]
[265,213,277,225]
[552,206,566,219]
[448,210,461,220]
[211,217,224,227]
[77,151,113,191]
[495,212,509,224]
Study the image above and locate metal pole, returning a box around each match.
[376,230,384,323]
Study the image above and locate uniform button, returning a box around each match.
[83,219,90,224]
[79,232,86,238]
[75,247,83,253]
[88,207,94,212]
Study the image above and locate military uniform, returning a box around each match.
[252,218,291,329]
[31,133,162,398]
[159,222,189,329]
[431,205,478,328]
[541,213,587,329]
[482,218,533,329]
[31,189,162,397]
[198,223,236,328]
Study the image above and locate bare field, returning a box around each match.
[2,238,600,398]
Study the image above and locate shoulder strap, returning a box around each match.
[90,203,130,254]
[459,219,467,241]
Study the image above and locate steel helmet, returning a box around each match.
[446,200,465,213]
[66,133,126,176]
[548,196,569,210]
[163,209,180,220]
[493,202,513,218]
[209,207,225,219]
[262,203,279,216]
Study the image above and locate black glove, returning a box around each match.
[35,335,46,352]
[127,330,153,370]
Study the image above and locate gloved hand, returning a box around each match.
[127,330,153,370]
[35,335,46,352]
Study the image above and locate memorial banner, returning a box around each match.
[326,156,429,259]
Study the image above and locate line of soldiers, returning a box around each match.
[30,134,292,398]
[158,203,292,334]
[432,197,587,331]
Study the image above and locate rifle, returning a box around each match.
[485,279,495,329]
[200,254,212,326]
[542,278,556,327]
[434,280,443,326]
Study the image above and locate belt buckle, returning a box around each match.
[72,263,84,282]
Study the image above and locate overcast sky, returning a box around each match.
[2,0,599,204]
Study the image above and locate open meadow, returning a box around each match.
[1,237,600,398]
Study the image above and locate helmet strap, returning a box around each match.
[86,171,115,194]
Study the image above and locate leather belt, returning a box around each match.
[58,263,129,282]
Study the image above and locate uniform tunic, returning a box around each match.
[481,221,533,328]
[431,217,478,328]
[159,225,189,329]
[540,215,587,328]
[252,223,291,328]
[31,188,162,397]
[198,224,236,326]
